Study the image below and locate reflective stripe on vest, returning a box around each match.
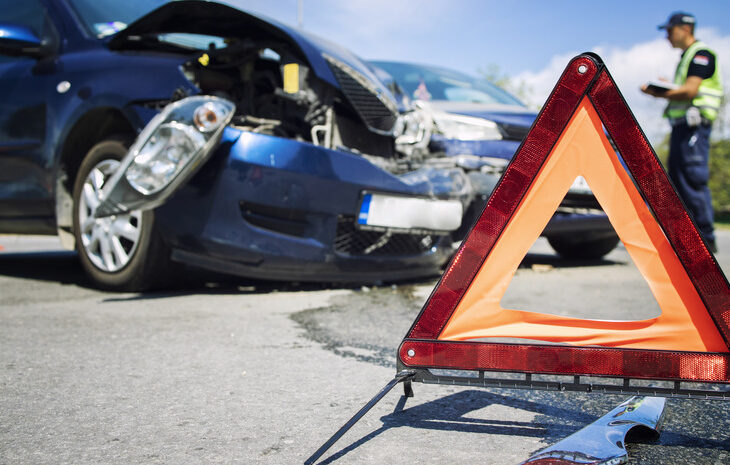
[665,41,724,122]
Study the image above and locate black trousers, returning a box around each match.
[667,122,715,243]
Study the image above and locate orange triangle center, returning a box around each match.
[437,98,726,352]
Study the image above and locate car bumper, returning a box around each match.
[154,128,458,282]
[542,212,614,237]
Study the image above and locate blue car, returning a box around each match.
[0,0,471,290]
[370,61,619,259]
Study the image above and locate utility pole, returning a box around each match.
[297,0,303,28]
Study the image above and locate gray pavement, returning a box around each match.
[0,231,729,464]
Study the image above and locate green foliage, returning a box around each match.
[478,63,511,89]
[709,138,730,213]
[477,63,533,104]
[653,133,670,166]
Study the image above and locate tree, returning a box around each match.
[709,138,730,215]
[477,63,534,104]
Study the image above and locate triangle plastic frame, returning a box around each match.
[398,53,730,392]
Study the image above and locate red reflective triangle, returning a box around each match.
[399,53,730,383]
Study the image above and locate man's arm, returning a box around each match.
[641,49,714,100]
[642,76,702,100]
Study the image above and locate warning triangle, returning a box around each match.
[399,53,730,383]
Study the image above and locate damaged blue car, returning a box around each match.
[0,0,471,290]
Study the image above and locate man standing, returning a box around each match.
[641,12,724,253]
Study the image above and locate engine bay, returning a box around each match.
[176,38,438,173]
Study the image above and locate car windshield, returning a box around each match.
[66,0,227,49]
[66,0,171,38]
[371,61,524,107]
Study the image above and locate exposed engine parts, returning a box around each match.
[178,39,432,165]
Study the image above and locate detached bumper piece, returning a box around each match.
[520,396,665,465]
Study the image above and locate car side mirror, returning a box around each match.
[0,23,54,59]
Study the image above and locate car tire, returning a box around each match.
[547,234,620,260]
[72,135,172,291]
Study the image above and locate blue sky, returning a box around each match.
[225,1,730,141]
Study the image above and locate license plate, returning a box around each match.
[357,192,462,232]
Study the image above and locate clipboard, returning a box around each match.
[645,80,678,93]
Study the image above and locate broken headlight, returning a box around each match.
[125,97,234,195]
[94,96,235,217]
[395,108,432,157]
[125,122,205,195]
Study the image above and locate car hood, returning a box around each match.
[107,0,394,101]
[428,101,537,129]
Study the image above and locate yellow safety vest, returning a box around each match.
[665,41,724,122]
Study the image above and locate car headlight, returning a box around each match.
[125,97,234,195]
[395,108,432,157]
[94,96,235,217]
[125,122,205,195]
[432,112,503,141]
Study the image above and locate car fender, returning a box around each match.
[49,50,196,248]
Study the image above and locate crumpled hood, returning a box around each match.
[428,101,537,129]
[107,0,395,102]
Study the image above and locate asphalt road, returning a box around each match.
[1,232,729,464]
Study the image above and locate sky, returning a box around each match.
[226,0,730,143]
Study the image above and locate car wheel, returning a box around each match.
[547,234,620,260]
[72,135,171,291]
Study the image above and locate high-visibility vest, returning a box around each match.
[665,41,724,122]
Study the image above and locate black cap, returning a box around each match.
[658,12,696,30]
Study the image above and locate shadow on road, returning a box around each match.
[316,389,596,464]
[0,249,377,299]
[0,249,359,295]
[316,389,730,464]
[0,247,624,298]
[0,250,92,286]
[518,251,624,269]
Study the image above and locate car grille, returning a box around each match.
[334,216,438,256]
[498,122,531,141]
[324,55,398,134]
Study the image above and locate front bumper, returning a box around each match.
[454,192,615,244]
[154,128,459,282]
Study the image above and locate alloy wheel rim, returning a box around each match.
[78,159,143,272]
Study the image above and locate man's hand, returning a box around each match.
[641,84,660,97]
[641,76,702,100]
[666,76,702,100]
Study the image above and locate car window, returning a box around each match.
[66,0,227,50]
[371,61,525,107]
[65,0,170,38]
[0,0,46,36]
[0,0,53,64]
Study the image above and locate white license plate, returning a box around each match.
[357,193,462,232]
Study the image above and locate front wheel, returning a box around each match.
[72,136,171,291]
[547,234,620,260]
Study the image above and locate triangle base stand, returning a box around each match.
[305,367,699,464]
[400,364,730,400]
[304,370,415,465]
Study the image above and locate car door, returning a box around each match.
[0,0,58,232]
